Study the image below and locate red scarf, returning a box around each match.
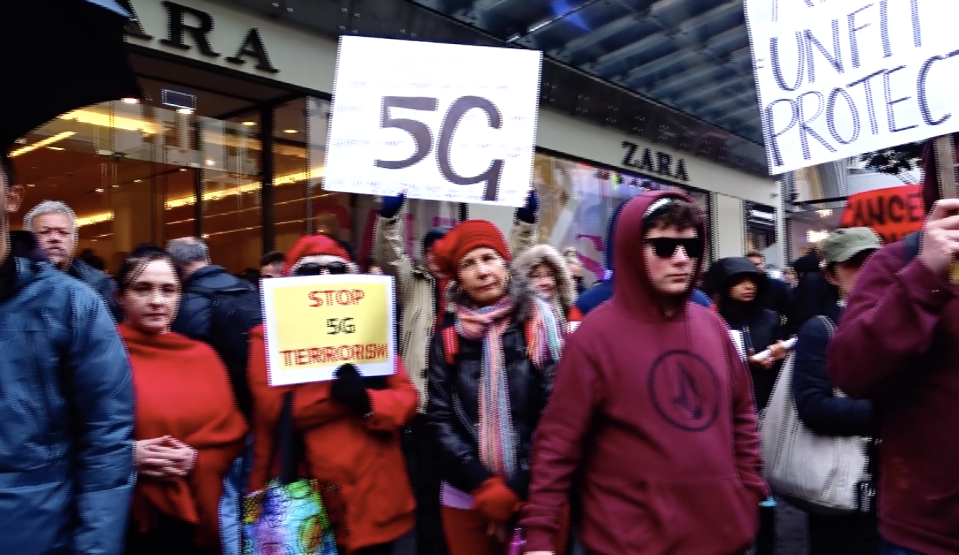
[120,323,247,552]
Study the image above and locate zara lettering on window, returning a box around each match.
[620,141,690,182]
[120,0,279,74]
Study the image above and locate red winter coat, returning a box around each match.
[247,324,417,552]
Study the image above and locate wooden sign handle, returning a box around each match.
[934,134,958,200]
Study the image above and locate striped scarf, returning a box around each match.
[454,295,565,482]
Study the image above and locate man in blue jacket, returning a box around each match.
[0,152,135,555]
[576,201,711,316]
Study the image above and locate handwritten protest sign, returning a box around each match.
[323,36,542,206]
[262,274,396,386]
[745,0,959,174]
[839,184,923,244]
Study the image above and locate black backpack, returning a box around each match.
[192,283,263,420]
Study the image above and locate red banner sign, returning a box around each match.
[839,185,924,244]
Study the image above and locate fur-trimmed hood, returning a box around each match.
[513,243,576,312]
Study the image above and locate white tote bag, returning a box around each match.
[759,316,870,515]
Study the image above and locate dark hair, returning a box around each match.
[79,249,106,271]
[237,267,261,285]
[644,199,702,232]
[745,250,764,260]
[0,151,14,189]
[260,250,285,267]
[115,244,183,292]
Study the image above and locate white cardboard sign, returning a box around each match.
[323,36,543,206]
[745,0,959,174]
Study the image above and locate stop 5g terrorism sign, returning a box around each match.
[745,0,959,174]
[262,274,397,386]
[324,36,543,206]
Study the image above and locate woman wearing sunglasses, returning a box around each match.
[246,235,418,555]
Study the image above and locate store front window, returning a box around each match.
[12,92,259,273]
[532,152,712,284]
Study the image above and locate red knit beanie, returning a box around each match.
[433,220,511,277]
[282,234,355,276]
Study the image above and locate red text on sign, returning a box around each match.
[281,343,388,367]
[308,289,366,307]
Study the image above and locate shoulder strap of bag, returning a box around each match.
[903,231,922,267]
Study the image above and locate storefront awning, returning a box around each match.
[223,0,769,176]
[412,0,760,143]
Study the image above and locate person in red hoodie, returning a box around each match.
[117,245,248,555]
[247,234,418,555]
[828,135,959,555]
[521,192,768,555]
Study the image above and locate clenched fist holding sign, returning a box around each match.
[262,274,397,386]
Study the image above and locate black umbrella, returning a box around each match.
[1,0,142,148]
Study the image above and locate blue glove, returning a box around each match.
[380,193,406,219]
[516,189,539,223]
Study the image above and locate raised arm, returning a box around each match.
[509,189,539,259]
[374,194,414,299]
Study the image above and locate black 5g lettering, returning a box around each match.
[374,96,504,202]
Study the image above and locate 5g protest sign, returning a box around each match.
[745,0,959,174]
[262,274,396,386]
[323,36,543,206]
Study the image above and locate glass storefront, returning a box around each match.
[529,152,712,284]
[13,83,708,280]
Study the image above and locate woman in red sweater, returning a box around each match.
[247,235,418,555]
[116,245,247,555]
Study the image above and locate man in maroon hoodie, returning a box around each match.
[828,137,959,555]
[522,192,768,555]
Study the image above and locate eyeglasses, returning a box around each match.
[293,261,348,276]
[643,237,704,259]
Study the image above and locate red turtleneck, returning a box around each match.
[120,323,247,552]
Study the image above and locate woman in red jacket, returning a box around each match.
[117,245,247,555]
[248,235,417,555]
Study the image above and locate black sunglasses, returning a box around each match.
[293,261,349,276]
[643,237,704,259]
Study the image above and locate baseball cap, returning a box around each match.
[821,227,882,265]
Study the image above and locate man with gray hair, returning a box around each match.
[168,236,261,419]
[23,200,121,320]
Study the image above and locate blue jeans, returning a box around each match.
[880,540,928,555]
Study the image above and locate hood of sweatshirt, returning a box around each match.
[610,191,707,322]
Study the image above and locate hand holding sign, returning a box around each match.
[919,199,959,278]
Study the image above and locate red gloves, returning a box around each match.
[471,477,523,523]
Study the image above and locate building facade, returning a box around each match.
[10,0,782,279]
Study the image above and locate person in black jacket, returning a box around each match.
[793,227,881,555]
[425,220,567,555]
[706,257,788,411]
[790,248,839,334]
[746,250,793,327]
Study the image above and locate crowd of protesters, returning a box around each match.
[2,135,957,555]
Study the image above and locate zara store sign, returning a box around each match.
[120,0,280,74]
[620,141,690,182]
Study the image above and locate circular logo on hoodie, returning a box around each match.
[647,350,721,432]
